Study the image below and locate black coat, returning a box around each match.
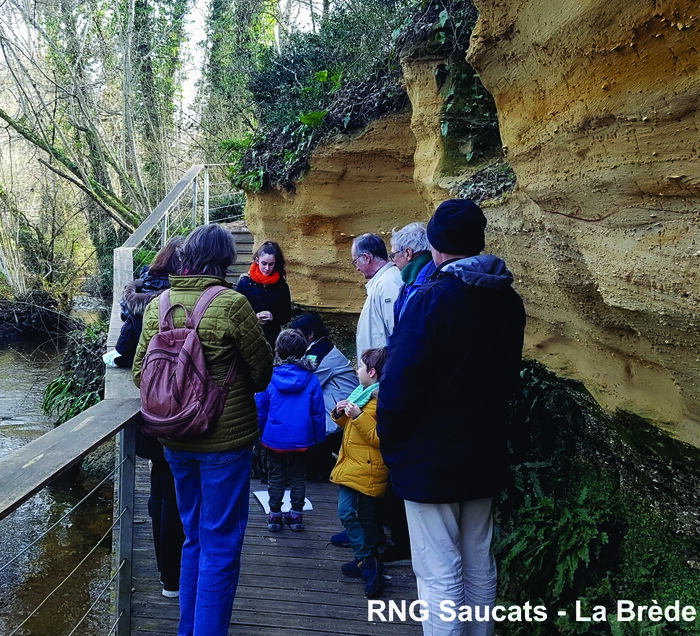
[235,275,292,347]
[115,273,170,367]
[376,255,526,504]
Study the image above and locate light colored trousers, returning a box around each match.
[405,498,496,636]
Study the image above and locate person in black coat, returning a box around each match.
[377,200,526,636]
[235,240,292,348]
[110,236,186,598]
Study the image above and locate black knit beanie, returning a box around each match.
[427,199,487,256]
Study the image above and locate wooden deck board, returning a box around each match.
[129,461,421,635]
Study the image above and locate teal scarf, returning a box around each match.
[400,251,432,285]
[347,383,378,407]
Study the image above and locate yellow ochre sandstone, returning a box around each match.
[246,0,700,445]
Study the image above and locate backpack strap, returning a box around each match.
[158,289,191,331]
[187,285,240,390]
[187,285,228,328]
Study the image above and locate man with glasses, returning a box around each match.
[351,233,402,365]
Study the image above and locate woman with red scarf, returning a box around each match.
[235,240,292,348]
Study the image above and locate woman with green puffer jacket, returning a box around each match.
[133,223,273,636]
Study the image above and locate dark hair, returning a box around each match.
[288,313,329,340]
[253,241,286,278]
[361,347,388,380]
[353,233,388,261]
[179,224,236,277]
[275,328,308,361]
[148,236,184,277]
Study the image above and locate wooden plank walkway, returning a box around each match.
[130,460,421,635]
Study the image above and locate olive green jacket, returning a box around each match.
[133,275,273,452]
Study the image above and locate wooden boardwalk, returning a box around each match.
[129,460,422,635]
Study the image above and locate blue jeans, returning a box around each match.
[165,445,252,636]
[337,484,378,561]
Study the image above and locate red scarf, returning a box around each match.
[249,261,281,285]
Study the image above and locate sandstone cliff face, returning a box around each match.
[246,0,700,445]
[467,0,700,443]
[245,114,426,312]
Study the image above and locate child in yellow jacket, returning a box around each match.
[330,347,389,598]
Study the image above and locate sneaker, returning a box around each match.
[379,545,412,565]
[283,510,304,532]
[267,512,283,532]
[162,588,179,598]
[330,530,351,547]
[340,558,364,577]
[361,556,384,598]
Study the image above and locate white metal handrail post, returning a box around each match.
[192,175,198,228]
[161,212,169,248]
[203,167,210,225]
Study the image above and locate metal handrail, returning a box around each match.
[112,164,243,300]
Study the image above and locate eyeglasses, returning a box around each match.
[389,248,404,261]
[352,253,367,267]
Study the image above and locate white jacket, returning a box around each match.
[355,262,403,363]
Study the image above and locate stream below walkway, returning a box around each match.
[0,339,113,636]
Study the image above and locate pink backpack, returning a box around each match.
[139,285,239,441]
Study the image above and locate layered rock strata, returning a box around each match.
[244,113,425,312]
[468,0,700,443]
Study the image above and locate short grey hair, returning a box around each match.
[352,233,388,260]
[391,222,430,253]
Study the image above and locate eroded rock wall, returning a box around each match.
[245,114,426,312]
[468,0,700,443]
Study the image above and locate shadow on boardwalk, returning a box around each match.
[130,460,421,635]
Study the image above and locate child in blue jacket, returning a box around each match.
[256,329,326,532]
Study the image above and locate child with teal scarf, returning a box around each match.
[330,347,389,598]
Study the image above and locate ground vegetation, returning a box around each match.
[209,0,501,191]
[499,361,700,635]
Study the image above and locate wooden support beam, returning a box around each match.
[0,397,141,521]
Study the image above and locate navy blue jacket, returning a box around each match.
[393,257,436,326]
[377,254,526,503]
[256,362,326,451]
[235,275,292,347]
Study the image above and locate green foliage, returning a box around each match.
[498,489,612,605]
[224,0,411,189]
[0,273,13,298]
[498,362,700,635]
[436,60,500,171]
[221,0,502,189]
[42,322,107,425]
[298,110,328,127]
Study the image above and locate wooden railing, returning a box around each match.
[0,395,141,635]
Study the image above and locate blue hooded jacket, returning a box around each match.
[256,362,327,451]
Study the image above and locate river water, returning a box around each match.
[0,339,113,635]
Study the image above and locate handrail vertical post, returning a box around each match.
[192,173,198,228]
[115,423,136,636]
[161,212,168,248]
[113,247,136,300]
[203,166,210,225]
